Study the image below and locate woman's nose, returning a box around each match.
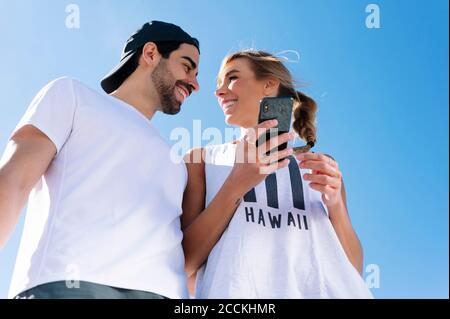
[215,83,226,97]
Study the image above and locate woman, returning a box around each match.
[181,50,373,298]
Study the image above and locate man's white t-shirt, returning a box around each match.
[8,77,189,299]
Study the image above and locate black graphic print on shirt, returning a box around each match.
[242,156,310,231]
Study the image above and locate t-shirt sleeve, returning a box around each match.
[12,77,77,153]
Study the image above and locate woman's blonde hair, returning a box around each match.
[219,50,317,151]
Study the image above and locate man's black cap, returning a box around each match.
[101,21,200,94]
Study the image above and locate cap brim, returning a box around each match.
[101,51,138,94]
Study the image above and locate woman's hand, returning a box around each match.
[227,120,296,198]
[295,152,344,211]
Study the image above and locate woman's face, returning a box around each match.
[215,58,274,128]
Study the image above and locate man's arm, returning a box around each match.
[0,125,56,249]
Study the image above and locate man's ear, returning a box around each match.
[140,42,161,67]
[263,77,280,96]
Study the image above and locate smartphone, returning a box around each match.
[256,97,294,155]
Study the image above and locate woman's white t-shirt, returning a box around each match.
[195,143,373,299]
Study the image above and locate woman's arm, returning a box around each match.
[182,120,294,277]
[295,152,364,274]
[181,147,249,278]
[181,147,206,231]
[181,147,206,296]
[327,181,364,274]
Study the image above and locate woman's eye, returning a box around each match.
[229,76,238,81]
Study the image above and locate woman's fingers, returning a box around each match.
[259,132,295,158]
[303,173,340,188]
[299,159,341,178]
[308,183,335,201]
[257,119,279,130]
[260,147,294,165]
[243,120,279,145]
[296,152,339,169]
[260,158,290,175]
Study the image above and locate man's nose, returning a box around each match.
[189,76,200,93]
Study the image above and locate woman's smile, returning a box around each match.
[220,99,238,114]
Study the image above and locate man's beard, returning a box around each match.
[151,60,190,115]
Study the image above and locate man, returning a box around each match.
[0,21,200,299]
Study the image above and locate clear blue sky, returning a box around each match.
[0,0,448,299]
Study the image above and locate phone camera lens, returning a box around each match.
[264,104,269,112]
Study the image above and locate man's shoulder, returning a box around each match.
[45,76,99,97]
[45,76,77,89]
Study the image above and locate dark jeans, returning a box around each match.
[14,281,169,299]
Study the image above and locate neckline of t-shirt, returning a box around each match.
[106,94,156,128]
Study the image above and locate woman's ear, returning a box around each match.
[263,77,280,96]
